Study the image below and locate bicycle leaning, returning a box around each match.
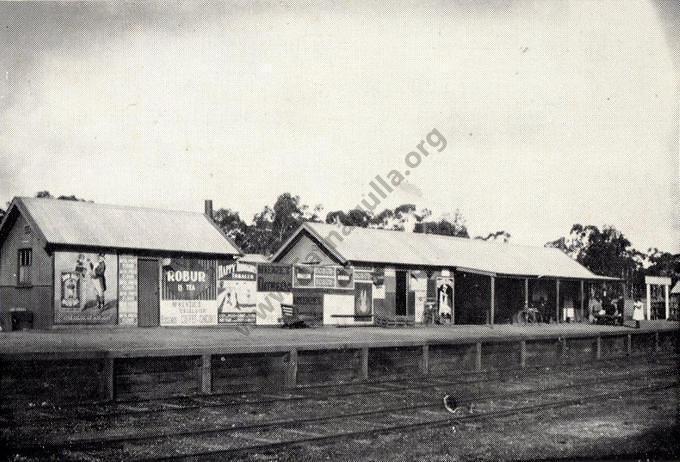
[514,305,544,324]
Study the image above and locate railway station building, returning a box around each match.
[0,197,639,330]
[0,197,242,330]
[271,222,620,326]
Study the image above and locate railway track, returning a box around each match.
[3,352,676,426]
[7,364,678,460]
[141,381,677,462]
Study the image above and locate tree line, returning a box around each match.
[1,191,677,293]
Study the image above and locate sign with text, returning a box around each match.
[291,265,355,290]
[161,258,217,326]
[292,290,323,323]
[118,255,138,326]
[314,266,336,288]
[217,261,257,323]
[257,264,292,292]
[162,258,216,301]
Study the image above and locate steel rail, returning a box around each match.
[138,381,678,462]
[11,366,677,454]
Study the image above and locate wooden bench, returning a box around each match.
[330,314,373,327]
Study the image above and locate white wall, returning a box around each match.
[323,293,372,326]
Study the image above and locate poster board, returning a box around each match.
[354,282,373,317]
[257,263,292,292]
[54,251,118,324]
[217,260,257,323]
[291,265,355,290]
[160,257,217,326]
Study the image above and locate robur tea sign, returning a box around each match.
[162,258,216,302]
[166,269,207,293]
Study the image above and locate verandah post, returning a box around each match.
[580,280,585,322]
[490,276,495,326]
[555,279,560,323]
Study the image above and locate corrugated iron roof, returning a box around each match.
[240,254,270,263]
[275,222,617,280]
[7,197,241,256]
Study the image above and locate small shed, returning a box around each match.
[0,197,241,329]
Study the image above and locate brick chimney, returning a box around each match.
[204,199,213,218]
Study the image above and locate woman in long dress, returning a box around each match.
[632,298,644,328]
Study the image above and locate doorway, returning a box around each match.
[138,258,160,327]
[395,270,407,316]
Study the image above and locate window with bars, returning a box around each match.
[18,248,32,285]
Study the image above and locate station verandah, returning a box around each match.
[433,270,621,326]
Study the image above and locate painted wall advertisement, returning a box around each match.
[54,252,118,324]
[118,255,138,326]
[217,260,257,323]
[160,258,217,326]
[257,264,292,292]
[292,265,355,290]
[354,282,373,317]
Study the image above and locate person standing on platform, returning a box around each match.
[632,298,644,328]
[590,297,603,323]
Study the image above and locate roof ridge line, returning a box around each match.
[19,196,205,216]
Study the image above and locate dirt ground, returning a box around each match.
[260,387,679,462]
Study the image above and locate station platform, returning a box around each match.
[0,321,676,358]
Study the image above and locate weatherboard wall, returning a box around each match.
[0,213,54,330]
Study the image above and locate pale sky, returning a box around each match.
[1,1,678,252]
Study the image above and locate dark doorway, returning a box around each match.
[495,278,523,324]
[454,272,489,325]
[395,270,407,316]
[138,258,160,327]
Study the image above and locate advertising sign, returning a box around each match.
[354,270,373,282]
[118,255,138,326]
[336,267,354,289]
[293,265,314,287]
[54,252,118,324]
[160,258,217,326]
[217,261,257,323]
[313,266,335,288]
[292,290,323,324]
[257,264,292,292]
[354,282,373,317]
[291,265,355,290]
